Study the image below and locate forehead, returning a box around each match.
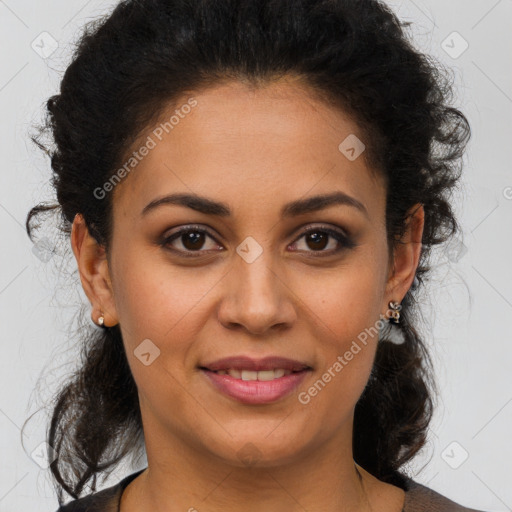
[111,79,385,223]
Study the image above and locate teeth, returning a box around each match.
[215,368,292,380]
[257,370,277,381]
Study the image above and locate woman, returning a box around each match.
[25,0,484,510]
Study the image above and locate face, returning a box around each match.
[76,77,420,468]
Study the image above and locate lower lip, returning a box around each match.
[201,369,310,405]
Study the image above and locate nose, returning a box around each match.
[217,249,297,336]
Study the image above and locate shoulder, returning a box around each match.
[403,477,489,512]
[53,469,489,512]
[53,469,145,512]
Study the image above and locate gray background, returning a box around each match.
[1,0,511,510]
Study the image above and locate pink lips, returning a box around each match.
[199,355,312,405]
[201,355,311,372]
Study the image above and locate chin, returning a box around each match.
[203,432,311,469]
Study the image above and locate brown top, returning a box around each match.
[54,468,488,512]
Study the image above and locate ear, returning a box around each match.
[70,213,119,327]
[383,203,424,312]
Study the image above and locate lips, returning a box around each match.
[199,355,312,373]
[199,355,313,404]
[215,368,291,381]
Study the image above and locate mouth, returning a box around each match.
[198,355,312,404]
[199,355,312,373]
[201,368,301,381]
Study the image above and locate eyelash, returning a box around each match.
[160,224,357,258]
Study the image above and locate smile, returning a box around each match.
[201,367,311,404]
[213,368,292,380]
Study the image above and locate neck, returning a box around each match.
[121,416,383,512]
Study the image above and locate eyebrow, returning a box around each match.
[141,191,369,219]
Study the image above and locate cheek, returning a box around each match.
[111,247,218,343]
[295,256,385,346]
[292,261,384,411]
[110,251,215,419]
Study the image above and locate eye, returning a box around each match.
[160,224,357,258]
[160,225,222,257]
[289,225,356,256]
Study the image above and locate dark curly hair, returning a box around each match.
[24,0,470,505]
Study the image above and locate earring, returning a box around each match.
[97,313,105,327]
[388,301,401,324]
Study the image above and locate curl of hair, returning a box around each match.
[25,0,470,503]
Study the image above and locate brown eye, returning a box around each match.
[160,224,356,258]
[161,226,222,256]
[289,226,356,256]
[180,231,206,251]
[304,231,330,251]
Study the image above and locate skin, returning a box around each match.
[71,77,424,512]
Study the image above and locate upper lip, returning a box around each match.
[200,356,312,372]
